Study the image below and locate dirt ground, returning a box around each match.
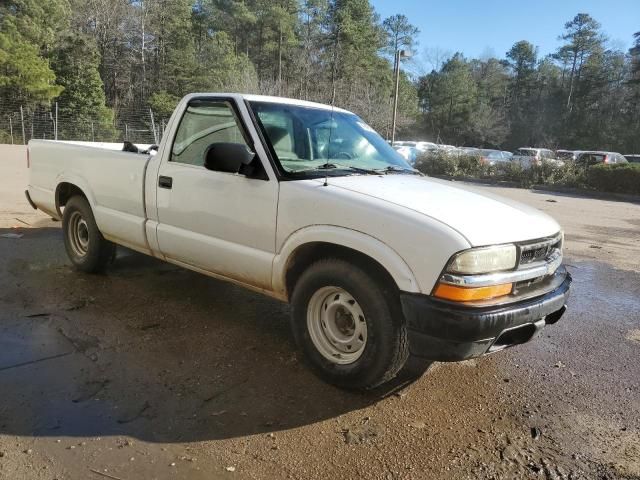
[1,146,639,480]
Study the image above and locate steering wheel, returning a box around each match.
[335,151,353,160]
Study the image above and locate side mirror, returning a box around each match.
[204,142,256,174]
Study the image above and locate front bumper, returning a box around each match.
[400,270,572,361]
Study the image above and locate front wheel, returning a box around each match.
[62,196,115,273]
[290,258,409,390]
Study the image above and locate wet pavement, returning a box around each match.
[0,151,639,479]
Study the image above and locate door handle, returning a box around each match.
[158,176,173,189]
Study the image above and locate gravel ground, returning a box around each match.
[1,147,639,480]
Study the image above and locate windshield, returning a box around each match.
[516,148,537,156]
[556,151,574,160]
[249,101,413,175]
[480,149,500,157]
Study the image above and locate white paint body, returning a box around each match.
[27,93,561,300]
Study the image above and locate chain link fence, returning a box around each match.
[0,100,168,145]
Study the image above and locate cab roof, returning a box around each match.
[184,93,351,114]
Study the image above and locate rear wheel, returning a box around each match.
[62,196,115,273]
[291,258,409,390]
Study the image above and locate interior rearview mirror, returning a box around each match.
[204,142,256,174]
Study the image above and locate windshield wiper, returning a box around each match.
[291,163,418,176]
[315,162,338,169]
[380,165,422,175]
[313,163,380,175]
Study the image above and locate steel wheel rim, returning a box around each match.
[68,211,90,257]
[307,286,367,365]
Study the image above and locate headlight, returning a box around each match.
[447,244,517,275]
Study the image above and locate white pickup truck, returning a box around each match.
[26,93,571,390]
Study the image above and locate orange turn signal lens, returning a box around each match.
[433,282,513,302]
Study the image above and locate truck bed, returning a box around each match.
[28,140,152,251]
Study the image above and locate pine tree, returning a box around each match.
[69,0,134,110]
[557,13,603,111]
[382,14,419,57]
[420,53,478,144]
[296,0,330,100]
[630,32,640,82]
[50,33,116,140]
[506,40,537,104]
[327,0,384,104]
[0,0,69,106]
[148,0,199,96]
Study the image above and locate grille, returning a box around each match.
[518,234,562,266]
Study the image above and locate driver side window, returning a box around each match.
[171,100,249,166]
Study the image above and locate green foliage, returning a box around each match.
[0,26,63,105]
[149,91,181,120]
[50,33,116,140]
[0,0,70,48]
[414,151,492,178]
[418,14,639,153]
[506,40,537,80]
[257,0,299,84]
[150,0,200,96]
[419,54,477,144]
[0,129,13,144]
[2,2,636,156]
[0,0,69,106]
[586,163,640,195]
[382,14,419,56]
[415,151,640,197]
[205,0,258,56]
[466,102,508,147]
[631,32,640,81]
[328,0,385,93]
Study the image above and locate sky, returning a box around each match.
[371,0,640,69]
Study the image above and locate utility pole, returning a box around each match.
[391,50,400,144]
[9,117,13,144]
[55,102,59,140]
[391,49,410,145]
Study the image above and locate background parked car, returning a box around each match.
[392,141,414,147]
[512,147,563,168]
[479,149,512,166]
[414,141,439,152]
[556,149,581,161]
[624,154,640,163]
[393,145,418,165]
[393,140,438,154]
[437,144,457,152]
[459,147,480,156]
[575,151,628,166]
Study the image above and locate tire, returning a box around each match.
[62,195,115,273]
[290,258,409,390]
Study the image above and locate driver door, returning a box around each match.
[155,98,278,290]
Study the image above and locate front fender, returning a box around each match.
[272,225,420,297]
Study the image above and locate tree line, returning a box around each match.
[419,14,640,153]
[0,0,419,141]
[1,2,638,153]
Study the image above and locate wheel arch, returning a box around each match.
[273,226,420,301]
[55,176,96,218]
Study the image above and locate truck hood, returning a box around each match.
[321,175,560,246]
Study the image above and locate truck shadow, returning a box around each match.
[0,227,430,443]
